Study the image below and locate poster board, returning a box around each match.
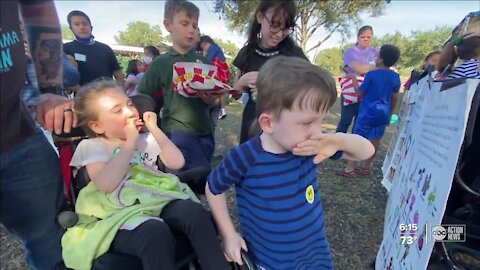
[376,78,479,270]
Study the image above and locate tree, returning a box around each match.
[371,26,451,70]
[315,47,343,76]
[214,39,239,58]
[61,24,75,40]
[403,26,450,69]
[114,21,164,47]
[213,0,389,55]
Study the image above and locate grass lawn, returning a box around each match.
[0,96,398,270]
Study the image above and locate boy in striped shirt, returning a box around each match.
[206,56,375,270]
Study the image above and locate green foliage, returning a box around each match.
[315,47,343,76]
[164,34,173,43]
[213,0,388,54]
[373,26,451,70]
[214,39,239,58]
[116,54,131,75]
[114,21,164,47]
[61,24,75,40]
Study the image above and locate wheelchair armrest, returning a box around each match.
[58,210,79,228]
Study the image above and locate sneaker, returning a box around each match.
[218,109,227,120]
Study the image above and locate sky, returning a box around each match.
[54,1,479,58]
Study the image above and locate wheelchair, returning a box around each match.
[55,94,256,270]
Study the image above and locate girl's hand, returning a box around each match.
[222,232,248,266]
[293,133,342,164]
[235,71,258,90]
[124,118,142,144]
[143,111,158,131]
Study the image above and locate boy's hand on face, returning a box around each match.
[222,232,248,266]
[143,111,158,131]
[293,133,342,164]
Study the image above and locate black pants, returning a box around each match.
[240,97,257,144]
[111,200,229,270]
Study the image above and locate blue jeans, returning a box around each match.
[167,130,214,193]
[241,92,249,107]
[0,129,66,269]
[336,96,360,133]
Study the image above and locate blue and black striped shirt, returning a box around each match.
[208,135,341,270]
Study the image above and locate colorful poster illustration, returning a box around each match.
[376,78,479,270]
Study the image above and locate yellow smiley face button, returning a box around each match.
[305,185,315,204]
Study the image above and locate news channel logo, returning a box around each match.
[431,224,466,242]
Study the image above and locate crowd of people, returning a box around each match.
[1,0,479,269]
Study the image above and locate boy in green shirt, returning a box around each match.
[138,0,219,193]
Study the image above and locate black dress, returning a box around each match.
[232,42,308,144]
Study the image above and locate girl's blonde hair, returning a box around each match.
[74,79,123,137]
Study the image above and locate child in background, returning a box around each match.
[200,35,232,119]
[143,46,160,70]
[338,45,401,177]
[125,59,145,96]
[206,56,374,270]
[404,51,440,90]
[137,0,220,193]
[438,11,480,79]
[62,80,229,270]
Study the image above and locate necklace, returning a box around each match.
[255,48,279,57]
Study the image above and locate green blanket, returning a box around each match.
[62,164,199,270]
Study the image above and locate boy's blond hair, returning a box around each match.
[256,56,337,119]
[164,0,199,21]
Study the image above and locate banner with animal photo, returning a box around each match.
[376,78,479,270]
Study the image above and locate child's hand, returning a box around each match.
[197,92,220,106]
[124,118,142,144]
[222,232,248,265]
[236,71,258,90]
[143,111,158,131]
[293,133,342,164]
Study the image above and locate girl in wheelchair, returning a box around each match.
[61,80,229,270]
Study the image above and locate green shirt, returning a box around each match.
[138,47,212,135]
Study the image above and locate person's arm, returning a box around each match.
[343,47,376,75]
[143,112,185,170]
[391,92,399,115]
[293,132,375,164]
[206,183,247,265]
[197,92,220,107]
[233,71,258,93]
[137,62,163,95]
[347,62,376,75]
[20,0,75,134]
[347,73,363,97]
[230,68,243,100]
[86,118,141,193]
[21,0,62,92]
[124,74,135,93]
[390,75,401,115]
[114,69,125,87]
[206,147,250,265]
